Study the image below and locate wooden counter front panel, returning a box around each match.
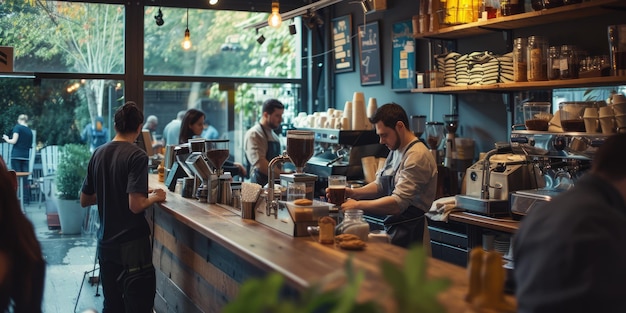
[148,206,298,313]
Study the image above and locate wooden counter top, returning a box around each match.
[449,211,520,233]
[149,176,510,312]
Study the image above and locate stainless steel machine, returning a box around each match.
[456,130,609,218]
[507,130,609,219]
[298,127,387,197]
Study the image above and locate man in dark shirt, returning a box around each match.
[2,114,34,202]
[513,133,626,313]
[81,102,166,313]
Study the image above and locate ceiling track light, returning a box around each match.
[208,0,218,5]
[289,22,297,35]
[268,1,282,28]
[256,29,266,45]
[154,8,164,26]
[182,8,191,50]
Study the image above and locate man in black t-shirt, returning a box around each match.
[2,114,33,202]
[81,102,166,313]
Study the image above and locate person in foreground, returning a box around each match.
[0,155,45,313]
[81,101,166,313]
[513,133,626,313]
[329,103,438,247]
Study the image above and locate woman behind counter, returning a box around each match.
[179,109,246,178]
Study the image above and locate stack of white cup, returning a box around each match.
[611,94,626,132]
[583,107,599,133]
[598,105,616,134]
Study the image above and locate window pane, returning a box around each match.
[1,2,125,73]
[143,81,301,168]
[144,7,301,79]
[0,78,123,147]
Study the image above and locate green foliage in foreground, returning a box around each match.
[223,245,451,313]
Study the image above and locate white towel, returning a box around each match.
[425,196,463,222]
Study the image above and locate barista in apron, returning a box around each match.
[244,99,285,187]
[330,103,438,248]
[378,140,428,247]
[248,123,281,187]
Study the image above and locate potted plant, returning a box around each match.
[54,143,91,234]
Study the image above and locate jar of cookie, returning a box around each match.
[335,209,370,242]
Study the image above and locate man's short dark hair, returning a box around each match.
[262,99,284,114]
[114,101,144,134]
[592,133,626,180]
[369,102,409,129]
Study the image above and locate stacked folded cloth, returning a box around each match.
[443,52,461,86]
[467,51,496,85]
[456,54,470,86]
[498,52,514,83]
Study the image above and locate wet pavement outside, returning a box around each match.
[24,201,104,313]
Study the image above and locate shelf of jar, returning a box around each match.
[414,0,626,40]
[410,75,626,94]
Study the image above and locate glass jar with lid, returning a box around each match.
[559,44,579,79]
[335,209,370,242]
[548,46,561,80]
[527,36,548,81]
[513,37,527,82]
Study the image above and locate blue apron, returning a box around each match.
[250,123,281,187]
[378,140,426,248]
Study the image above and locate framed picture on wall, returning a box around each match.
[358,21,382,85]
[331,15,354,73]
[391,20,415,91]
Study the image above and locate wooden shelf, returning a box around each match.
[411,75,626,94]
[415,0,626,40]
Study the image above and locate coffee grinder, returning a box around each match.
[425,121,444,164]
[280,130,317,201]
[204,139,230,205]
[255,130,330,237]
[444,114,459,168]
[410,115,427,144]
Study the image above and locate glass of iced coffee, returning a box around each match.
[328,175,347,206]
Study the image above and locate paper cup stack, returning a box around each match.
[598,105,616,134]
[611,94,626,131]
[352,92,367,130]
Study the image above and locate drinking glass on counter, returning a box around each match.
[328,175,347,206]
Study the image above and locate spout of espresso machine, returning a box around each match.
[480,143,514,200]
[266,151,292,217]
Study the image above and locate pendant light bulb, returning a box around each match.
[268,2,282,28]
[182,28,191,49]
[182,8,191,50]
[209,0,218,4]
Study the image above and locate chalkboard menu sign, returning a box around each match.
[331,15,354,73]
[358,21,382,85]
[392,20,415,91]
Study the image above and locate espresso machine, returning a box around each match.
[298,127,386,197]
[507,130,609,219]
[254,130,334,237]
[457,130,609,218]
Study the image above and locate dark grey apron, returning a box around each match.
[377,140,426,248]
[249,123,281,187]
